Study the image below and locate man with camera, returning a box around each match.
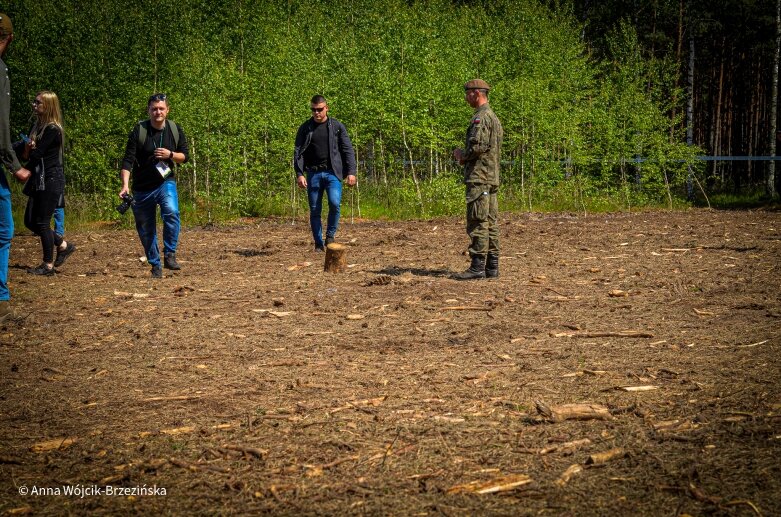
[119,94,189,278]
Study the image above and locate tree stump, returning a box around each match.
[324,243,347,273]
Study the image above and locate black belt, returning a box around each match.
[305,164,330,172]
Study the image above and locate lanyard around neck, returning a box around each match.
[152,123,166,149]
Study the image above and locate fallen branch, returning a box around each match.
[535,400,612,422]
[736,340,769,348]
[222,444,268,459]
[441,306,493,311]
[142,395,201,403]
[552,330,655,338]
[448,474,533,494]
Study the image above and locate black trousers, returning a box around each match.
[24,169,64,264]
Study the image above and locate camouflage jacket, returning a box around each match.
[462,103,502,186]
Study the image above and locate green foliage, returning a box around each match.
[3,0,700,221]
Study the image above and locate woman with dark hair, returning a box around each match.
[16,91,74,275]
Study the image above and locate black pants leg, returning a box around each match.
[24,186,63,265]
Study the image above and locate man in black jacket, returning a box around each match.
[293,95,356,251]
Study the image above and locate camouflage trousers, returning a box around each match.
[465,183,499,257]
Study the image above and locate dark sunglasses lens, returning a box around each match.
[149,94,167,102]
[311,107,324,113]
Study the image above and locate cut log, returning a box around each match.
[324,243,347,273]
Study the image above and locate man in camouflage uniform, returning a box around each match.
[452,79,503,280]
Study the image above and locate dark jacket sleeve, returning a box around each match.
[293,122,307,176]
[0,63,21,174]
[121,124,140,172]
[337,121,356,176]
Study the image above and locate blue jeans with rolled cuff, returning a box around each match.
[131,179,180,268]
[306,171,342,247]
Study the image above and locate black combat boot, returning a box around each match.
[485,253,499,278]
[164,252,181,270]
[453,255,486,280]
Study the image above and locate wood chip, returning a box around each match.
[555,464,583,486]
[113,290,149,298]
[346,314,365,320]
[448,473,532,494]
[586,448,627,465]
[30,437,78,453]
[535,401,612,422]
[160,426,196,435]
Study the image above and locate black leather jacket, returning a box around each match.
[293,117,356,180]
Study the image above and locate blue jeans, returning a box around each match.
[131,179,180,267]
[306,171,342,247]
[53,207,64,237]
[0,173,13,301]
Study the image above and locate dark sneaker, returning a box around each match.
[325,237,335,245]
[27,264,55,276]
[151,265,163,278]
[314,244,325,252]
[54,242,76,267]
[164,252,181,270]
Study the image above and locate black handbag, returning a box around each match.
[22,158,45,196]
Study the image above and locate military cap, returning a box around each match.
[464,79,491,91]
[0,13,12,38]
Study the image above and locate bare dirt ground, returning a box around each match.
[1,209,780,516]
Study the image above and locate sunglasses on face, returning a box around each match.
[311,106,326,113]
[32,100,42,106]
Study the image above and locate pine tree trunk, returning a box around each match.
[769,0,780,197]
[686,34,695,200]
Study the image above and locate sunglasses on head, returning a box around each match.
[149,93,167,102]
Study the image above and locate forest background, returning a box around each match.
[3,0,779,224]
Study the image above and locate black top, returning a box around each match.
[302,120,330,169]
[29,124,63,168]
[121,120,189,192]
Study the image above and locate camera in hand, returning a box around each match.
[116,193,135,214]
